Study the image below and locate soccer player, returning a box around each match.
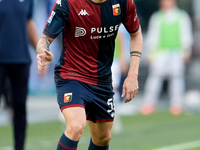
[0,0,38,150]
[36,0,143,149]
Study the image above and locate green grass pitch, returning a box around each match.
[0,112,200,150]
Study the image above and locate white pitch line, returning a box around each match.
[153,140,200,150]
[0,146,12,150]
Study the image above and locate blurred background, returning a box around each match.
[0,0,200,150]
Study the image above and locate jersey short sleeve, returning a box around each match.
[122,0,139,33]
[43,0,70,38]
[27,0,33,20]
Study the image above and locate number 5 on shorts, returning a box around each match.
[107,98,115,118]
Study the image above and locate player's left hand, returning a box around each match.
[121,75,139,103]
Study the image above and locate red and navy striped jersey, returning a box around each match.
[44,0,140,86]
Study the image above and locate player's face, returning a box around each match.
[160,0,176,11]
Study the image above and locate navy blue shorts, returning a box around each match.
[55,78,115,123]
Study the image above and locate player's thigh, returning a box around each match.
[88,121,113,145]
[62,107,86,129]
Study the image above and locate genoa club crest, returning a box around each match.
[64,93,72,103]
[112,4,121,16]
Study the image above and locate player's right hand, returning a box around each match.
[38,66,48,77]
[37,50,54,71]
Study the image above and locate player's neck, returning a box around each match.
[91,0,107,3]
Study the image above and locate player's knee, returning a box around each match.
[94,133,111,146]
[71,123,86,134]
[66,122,86,139]
[102,135,111,145]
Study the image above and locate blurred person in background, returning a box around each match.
[29,0,62,95]
[0,0,39,150]
[140,0,193,115]
[111,25,127,134]
[110,34,123,134]
[36,0,143,149]
[112,24,136,133]
[0,78,11,110]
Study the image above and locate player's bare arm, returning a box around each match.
[27,19,38,50]
[121,26,143,103]
[36,34,54,54]
[36,34,54,70]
